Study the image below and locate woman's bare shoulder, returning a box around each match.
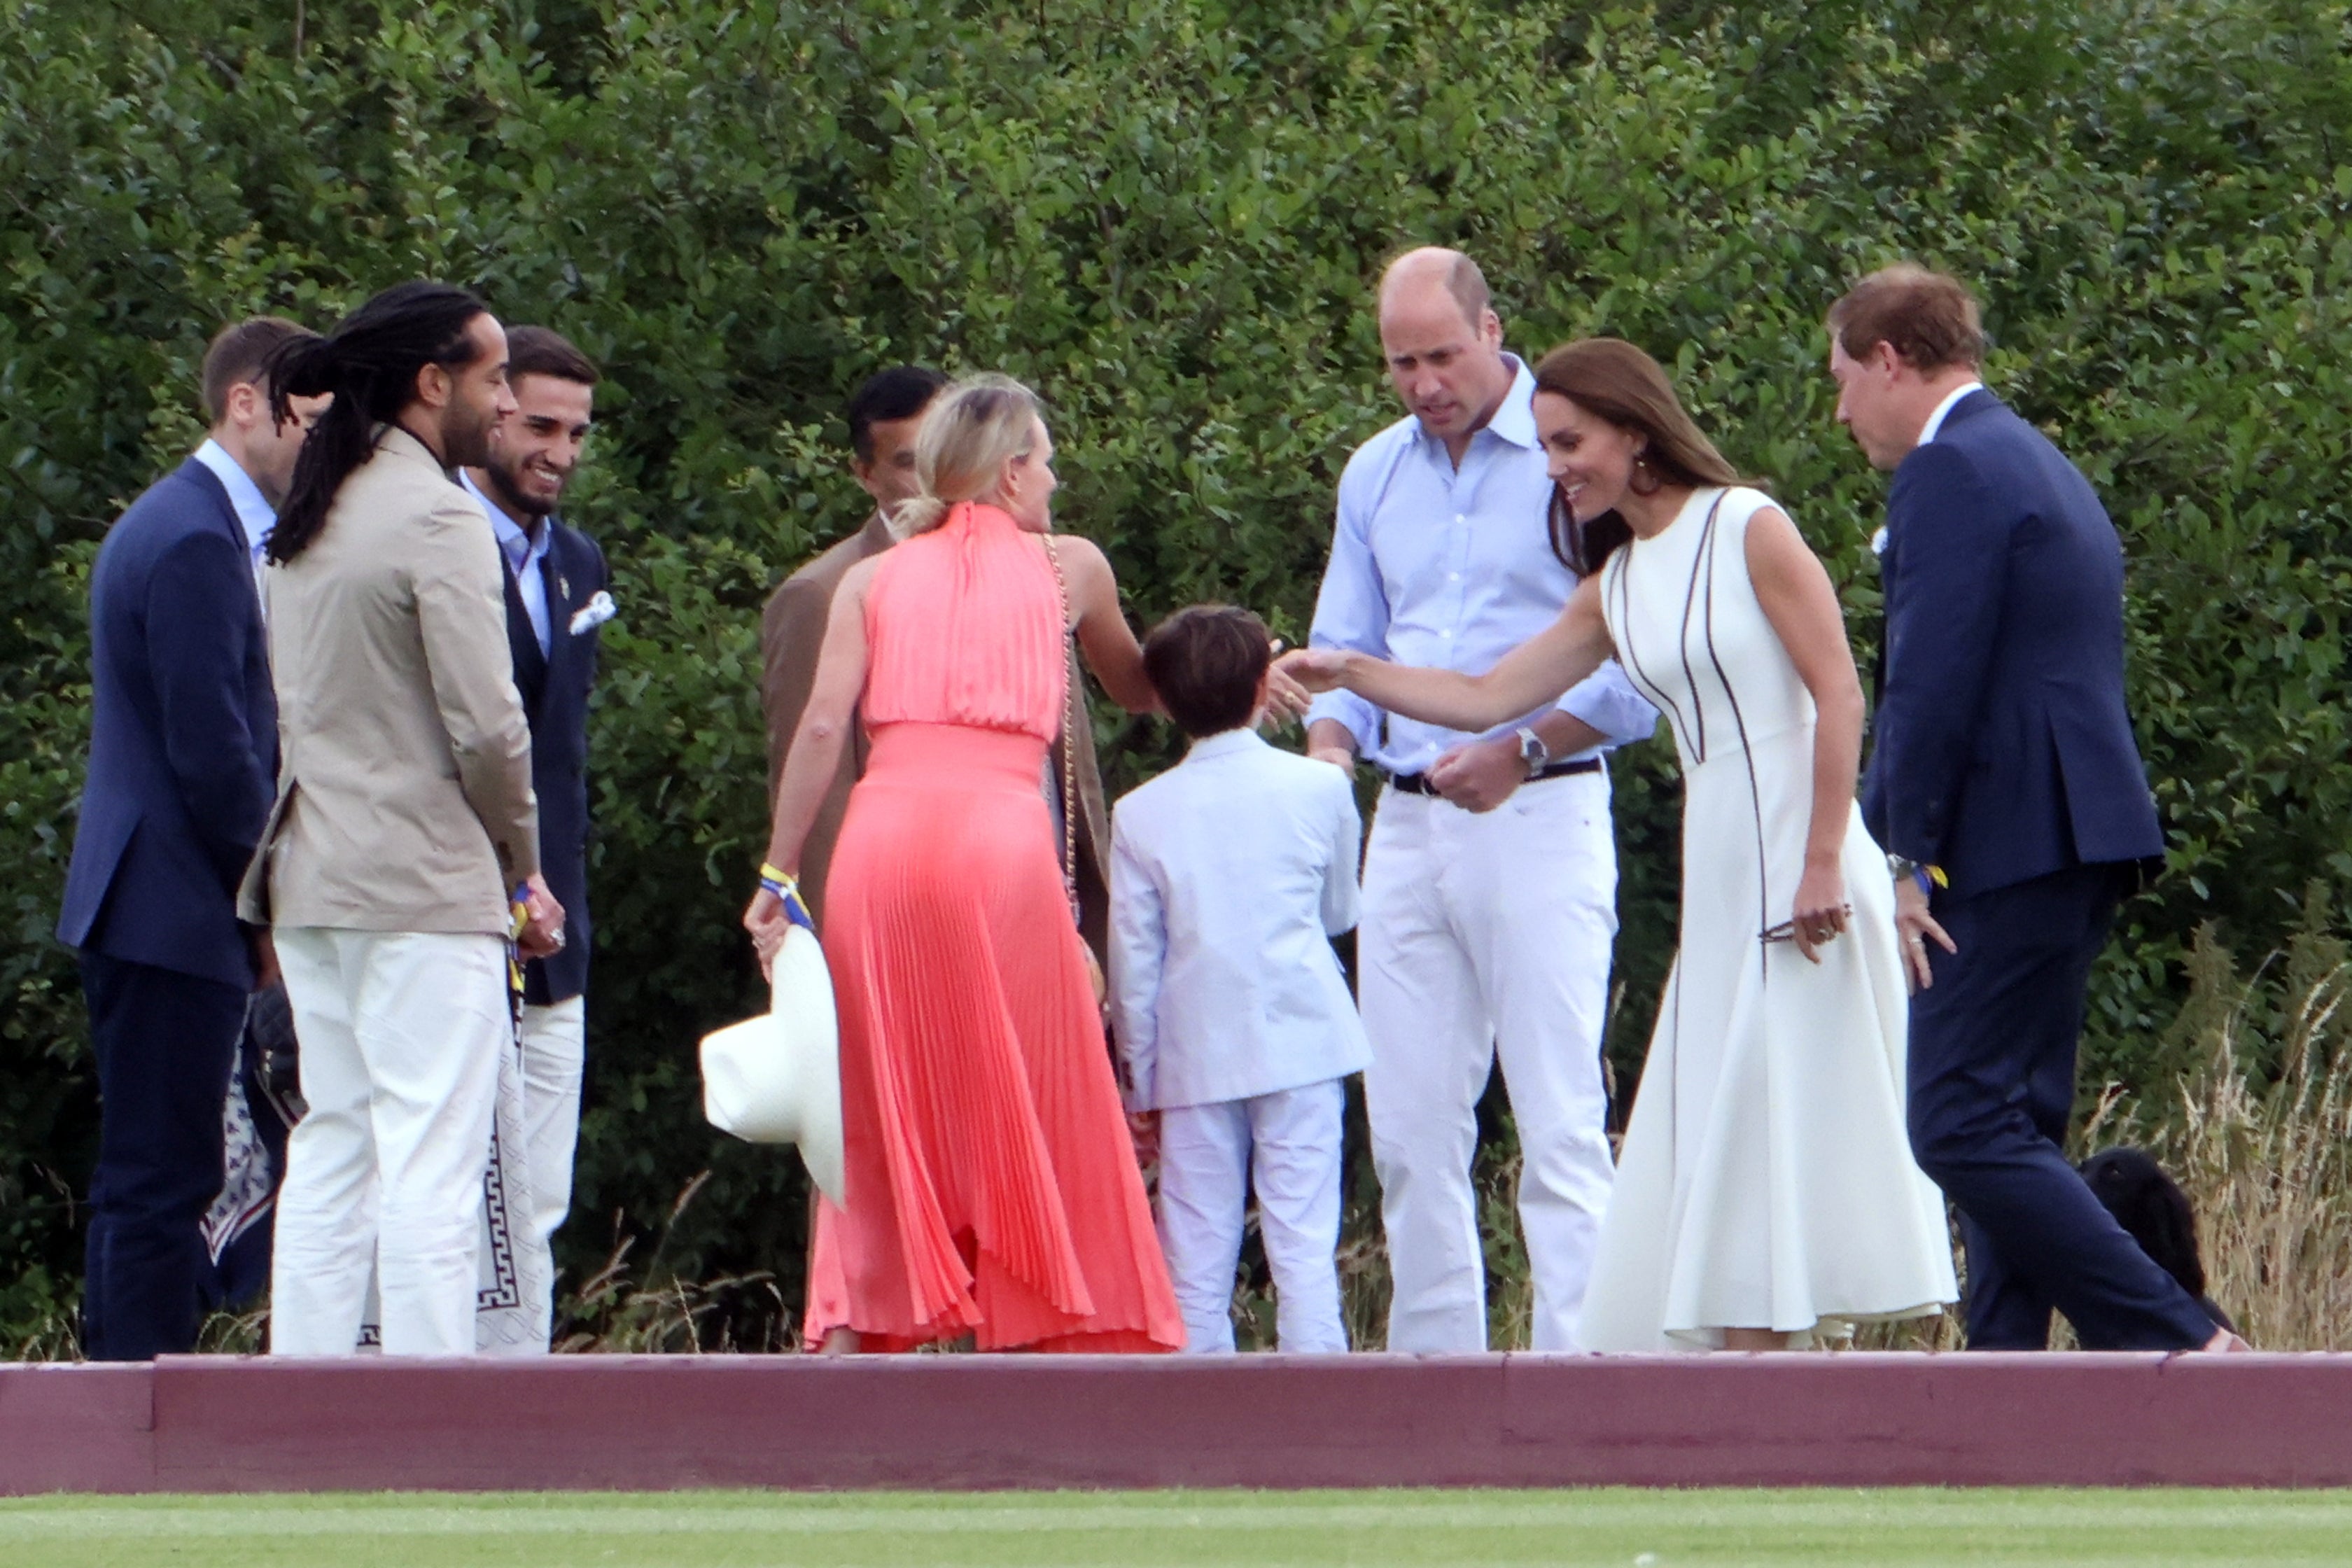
[1045,531,1110,571]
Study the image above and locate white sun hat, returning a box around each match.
[699,898,845,1206]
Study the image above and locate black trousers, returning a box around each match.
[79,951,245,1361]
[1905,864,2218,1350]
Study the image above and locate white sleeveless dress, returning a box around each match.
[1575,486,1956,1352]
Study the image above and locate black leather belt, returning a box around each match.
[1387,757,1602,795]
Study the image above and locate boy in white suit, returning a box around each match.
[1110,606,1371,1354]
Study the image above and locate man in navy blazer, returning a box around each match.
[57,317,325,1359]
[1829,265,2232,1352]
[461,326,608,1282]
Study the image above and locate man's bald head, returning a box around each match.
[1376,246,1511,457]
[1380,246,1492,332]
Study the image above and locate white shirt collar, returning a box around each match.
[1482,355,1538,450]
[191,439,276,558]
[1182,727,1268,764]
[1415,354,1536,455]
[1917,380,1985,447]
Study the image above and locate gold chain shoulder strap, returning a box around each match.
[1040,535,1082,925]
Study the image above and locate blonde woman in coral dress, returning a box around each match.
[1284,340,1954,1352]
[748,375,1182,1353]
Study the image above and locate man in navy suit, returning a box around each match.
[1829,265,2235,1352]
[461,326,608,1285]
[57,317,326,1359]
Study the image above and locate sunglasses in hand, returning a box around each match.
[1760,905,1854,944]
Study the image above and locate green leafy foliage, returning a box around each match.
[8,0,2352,1346]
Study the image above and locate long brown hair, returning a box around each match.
[1531,338,1745,574]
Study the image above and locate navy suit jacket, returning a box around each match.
[58,459,276,987]
[1861,391,2164,898]
[504,517,606,1004]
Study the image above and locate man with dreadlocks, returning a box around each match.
[239,281,564,1357]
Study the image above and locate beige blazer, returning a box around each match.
[239,426,538,937]
[759,513,1114,955]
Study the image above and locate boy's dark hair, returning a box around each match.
[504,325,599,387]
[200,317,316,425]
[848,365,948,461]
[1142,604,1272,738]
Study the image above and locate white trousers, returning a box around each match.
[1157,1078,1348,1354]
[519,997,585,1252]
[1360,774,1618,1352]
[269,928,506,1357]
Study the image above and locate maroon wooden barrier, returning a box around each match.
[7,1352,2352,1494]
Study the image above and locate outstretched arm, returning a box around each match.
[1054,536,1158,714]
[1282,575,1614,734]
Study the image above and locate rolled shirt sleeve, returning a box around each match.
[1557,658,1658,750]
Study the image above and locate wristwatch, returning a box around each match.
[1515,726,1550,778]
[1887,854,1943,897]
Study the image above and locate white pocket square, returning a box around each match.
[568,591,616,636]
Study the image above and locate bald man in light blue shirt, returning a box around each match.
[1306,248,1656,1352]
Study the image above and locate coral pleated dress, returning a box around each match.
[801,500,1182,1352]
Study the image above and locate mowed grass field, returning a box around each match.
[4,1488,2351,1567]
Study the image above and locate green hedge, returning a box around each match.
[7,0,2351,1345]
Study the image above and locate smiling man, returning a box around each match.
[1303,247,1657,1352]
[461,327,609,1306]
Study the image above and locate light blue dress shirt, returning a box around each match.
[1305,356,1658,775]
[1109,729,1373,1111]
[462,469,552,657]
[191,438,276,570]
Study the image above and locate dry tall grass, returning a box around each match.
[557,1171,795,1353]
[2079,907,2352,1350]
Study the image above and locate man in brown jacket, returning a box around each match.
[760,365,1116,953]
[241,282,562,1357]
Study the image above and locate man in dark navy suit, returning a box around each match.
[1829,265,2237,1352]
[461,326,608,1287]
[57,316,326,1359]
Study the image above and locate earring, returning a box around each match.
[1630,453,1659,496]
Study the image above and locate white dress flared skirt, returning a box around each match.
[1576,486,1956,1352]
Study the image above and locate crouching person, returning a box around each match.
[1109,606,1370,1353]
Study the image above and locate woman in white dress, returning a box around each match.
[1283,338,1954,1351]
